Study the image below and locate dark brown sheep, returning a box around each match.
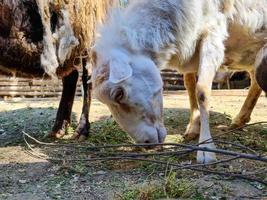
[0,0,115,140]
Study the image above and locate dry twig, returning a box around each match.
[22,125,267,185]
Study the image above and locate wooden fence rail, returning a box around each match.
[0,77,82,98]
[0,70,249,98]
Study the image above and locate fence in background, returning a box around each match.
[0,70,249,98]
[0,76,82,98]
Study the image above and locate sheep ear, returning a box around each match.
[109,59,133,83]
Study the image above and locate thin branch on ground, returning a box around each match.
[22,121,267,150]
[23,149,267,185]
[23,132,267,163]
[23,130,267,186]
[22,122,267,186]
[198,121,267,146]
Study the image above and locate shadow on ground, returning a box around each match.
[1,105,266,151]
[0,107,78,147]
[0,106,233,147]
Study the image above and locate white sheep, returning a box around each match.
[92,0,267,163]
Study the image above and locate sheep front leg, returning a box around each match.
[196,78,216,163]
[73,59,92,141]
[183,73,200,141]
[196,32,226,163]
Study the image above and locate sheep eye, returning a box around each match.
[111,87,124,102]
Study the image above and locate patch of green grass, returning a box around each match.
[88,119,133,145]
[66,125,75,135]
[119,171,196,200]
[120,182,165,200]
[120,188,139,200]
[192,191,208,200]
[165,172,194,198]
[259,127,267,136]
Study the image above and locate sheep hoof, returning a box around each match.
[197,151,217,164]
[197,143,217,163]
[77,135,87,142]
[70,132,87,142]
[71,125,89,142]
[183,124,200,141]
[183,132,199,141]
[47,129,65,139]
[229,123,244,130]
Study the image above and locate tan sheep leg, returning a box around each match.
[183,73,200,141]
[231,70,262,128]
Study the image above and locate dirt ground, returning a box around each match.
[0,90,266,200]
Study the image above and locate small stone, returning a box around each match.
[94,170,106,175]
[0,132,6,136]
[49,165,60,172]
[181,160,192,165]
[253,183,265,190]
[0,129,5,135]
[18,180,27,184]
[73,174,79,181]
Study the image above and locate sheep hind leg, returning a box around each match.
[49,70,79,138]
[230,70,262,129]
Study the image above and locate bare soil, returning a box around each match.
[0,90,266,200]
